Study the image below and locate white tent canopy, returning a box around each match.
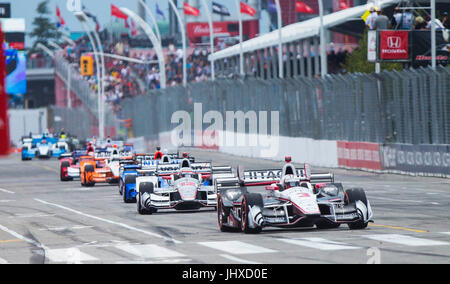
[209,0,399,61]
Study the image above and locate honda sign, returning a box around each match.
[379,30,409,61]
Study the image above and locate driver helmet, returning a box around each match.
[282,175,299,189]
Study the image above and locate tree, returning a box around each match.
[341,30,403,73]
[29,0,60,53]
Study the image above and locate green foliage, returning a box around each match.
[341,30,403,73]
[29,0,60,53]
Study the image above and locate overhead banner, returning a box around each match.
[379,30,409,61]
[381,144,450,177]
[411,30,449,67]
[0,3,11,18]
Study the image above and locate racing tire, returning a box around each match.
[345,188,368,230]
[60,161,72,182]
[123,175,137,204]
[217,197,236,232]
[137,183,157,215]
[119,179,123,195]
[84,165,96,187]
[240,193,263,234]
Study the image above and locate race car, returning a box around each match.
[216,157,373,234]
[50,139,70,158]
[21,138,35,161]
[59,150,92,181]
[136,159,231,215]
[119,152,196,203]
[79,157,115,187]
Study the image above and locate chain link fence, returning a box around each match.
[119,66,449,145]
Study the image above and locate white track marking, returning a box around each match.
[0,223,49,253]
[220,254,261,264]
[0,200,15,203]
[198,241,276,255]
[363,234,450,246]
[45,248,98,264]
[279,237,360,251]
[38,226,94,232]
[440,232,450,236]
[35,199,181,244]
[370,196,439,205]
[12,213,56,218]
[115,258,192,264]
[0,188,14,194]
[0,257,8,264]
[115,244,185,259]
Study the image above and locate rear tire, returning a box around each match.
[345,188,368,230]
[123,175,137,204]
[240,193,263,234]
[60,161,71,181]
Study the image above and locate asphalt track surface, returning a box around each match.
[0,149,449,264]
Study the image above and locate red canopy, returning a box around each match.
[296,1,315,14]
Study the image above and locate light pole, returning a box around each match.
[200,0,215,81]
[74,11,105,140]
[119,7,167,89]
[138,0,162,42]
[233,0,244,76]
[274,0,283,78]
[318,0,327,77]
[431,0,436,69]
[168,0,188,87]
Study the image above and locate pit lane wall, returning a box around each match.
[131,131,450,178]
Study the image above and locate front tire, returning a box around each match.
[137,183,157,215]
[84,165,95,187]
[123,175,137,204]
[240,194,263,234]
[345,188,368,230]
[218,197,235,232]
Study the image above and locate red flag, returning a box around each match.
[184,2,200,17]
[131,20,137,36]
[296,1,315,14]
[240,1,256,16]
[56,6,66,26]
[339,0,349,10]
[111,4,128,20]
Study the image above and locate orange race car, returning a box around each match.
[79,156,115,187]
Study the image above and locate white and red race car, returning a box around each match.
[216,157,374,234]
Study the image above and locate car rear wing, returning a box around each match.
[157,164,181,176]
[214,177,241,193]
[59,153,73,160]
[238,168,334,186]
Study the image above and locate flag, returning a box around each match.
[156,3,165,20]
[296,1,315,14]
[56,6,66,27]
[212,2,231,16]
[240,1,256,16]
[267,0,277,14]
[339,0,349,10]
[111,4,128,20]
[84,9,101,32]
[131,19,137,36]
[183,2,200,17]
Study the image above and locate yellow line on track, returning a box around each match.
[369,224,427,233]
[0,239,24,244]
[35,164,59,174]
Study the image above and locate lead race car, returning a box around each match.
[136,159,232,215]
[216,157,373,233]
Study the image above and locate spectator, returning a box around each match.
[398,9,414,30]
[391,7,402,29]
[373,9,390,30]
[426,15,445,30]
[442,12,450,29]
[365,7,378,30]
[414,16,427,30]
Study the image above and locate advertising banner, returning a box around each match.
[337,141,382,171]
[367,30,377,62]
[5,49,26,94]
[0,28,10,155]
[411,30,449,67]
[379,30,409,61]
[381,144,450,177]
